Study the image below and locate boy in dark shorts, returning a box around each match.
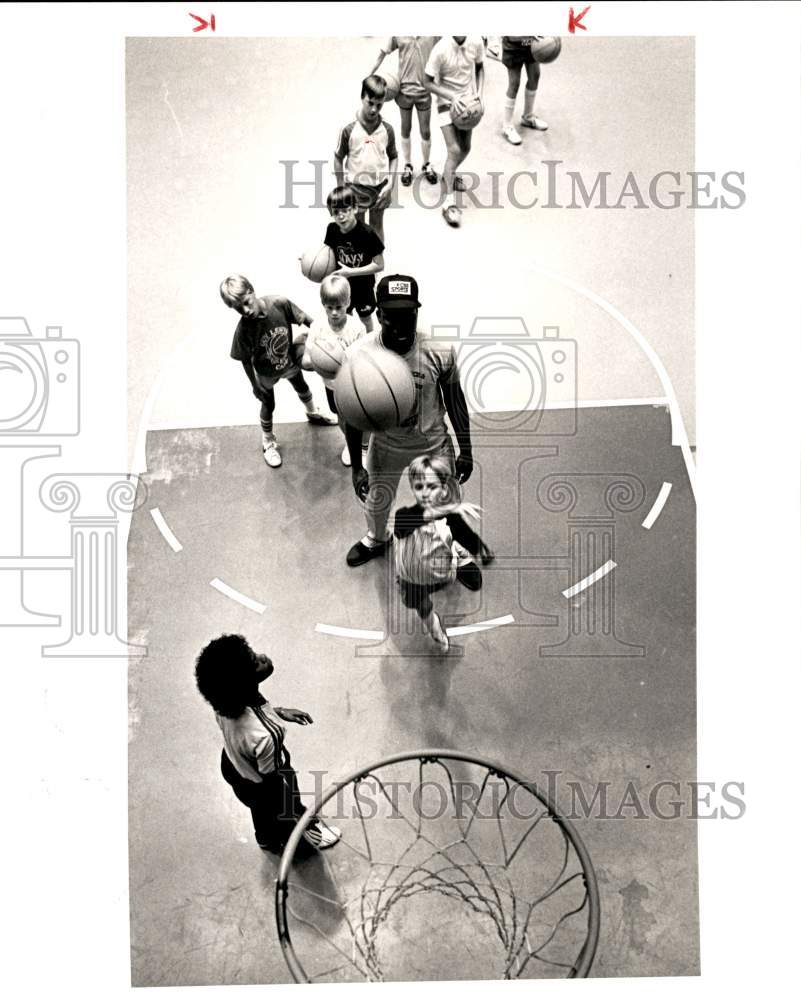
[220,274,337,469]
[500,36,549,145]
[334,75,398,243]
[369,36,439,187]
[324,185,385,334]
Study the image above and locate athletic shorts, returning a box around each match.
[502,39,537,68]
[254,366,302,391]
[347,285,377,319]
[436,105,455,129]
[396,89,432,111]
[349,180,388,213]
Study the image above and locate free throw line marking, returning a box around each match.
[642,482,672,529]
[315,624,385,641]
[210,578,266,614]
[447,614,516,637]
[563,561,617,599]
[149,507,183,552]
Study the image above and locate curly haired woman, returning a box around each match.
[195,633,340,853]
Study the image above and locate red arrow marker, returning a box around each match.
[190,13,216,32]
[568,5,590,32]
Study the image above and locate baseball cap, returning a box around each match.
[376,274,421,310]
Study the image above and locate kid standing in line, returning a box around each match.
[424,35,485,229]
[500,36,549,145]
[334,75,398,243]
[368,36,439,188]
[221,274,337,469]
[393,455,494,653]
[324,184,385,334]
[301,274,367,467]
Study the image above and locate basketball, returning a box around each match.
[379,70,400,103]
[309,336,345,380]
[530,36,562,64]
[333,346,416,432]
[300,245,337,283]
[450,94,484,131]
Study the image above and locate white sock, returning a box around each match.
[524,88,537,118]
[362,533,384,548]
[504,97,516,127]
[421,138,431,164]
[401,136,412,165]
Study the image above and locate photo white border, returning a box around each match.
[1,3,799,999]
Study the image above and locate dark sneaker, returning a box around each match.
[442,204,462,228]
[401,164,414,187]
[422,161,438,184]
[456,561,483,591]
[346,536,391,567]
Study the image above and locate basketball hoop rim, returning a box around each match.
[275,747,601,981]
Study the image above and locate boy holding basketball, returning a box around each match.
[324,185,385,334]
[424,35,485,228]
[301,273,367,467]
[500,36,549,145]
[334,75,398,243]
[220,275,337,469]
[368,37,439,188]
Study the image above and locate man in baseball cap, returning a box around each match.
[342,273,477,570]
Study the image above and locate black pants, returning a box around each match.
[398,562,483,618]
[220,749,307,853]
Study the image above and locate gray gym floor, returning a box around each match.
[128,402,696,984]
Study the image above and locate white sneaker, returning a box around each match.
[521,114,549,131]
[341,444,351,467]
[302,821,341,850]
[262,440,282,468]
[503,125,522,145]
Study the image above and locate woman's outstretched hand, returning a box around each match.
[276,707,313,725]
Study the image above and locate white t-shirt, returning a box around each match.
[424,36,484,111]
[306,312,366,388]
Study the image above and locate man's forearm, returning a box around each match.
[442,380,472,453]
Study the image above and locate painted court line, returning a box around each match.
[446,614,515,637]
[210,578,266,615]
[149,507,183,552]
[315,624,385,641]
[642,482,673,530]
[531,262,697,499]
[563,561,617,600]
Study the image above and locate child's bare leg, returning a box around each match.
[417,104,433,174]
[521,60,547,130]
[503,64,523,143]
[367,203,385,243]
[441,124,465,196]
[399,105,414,176]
